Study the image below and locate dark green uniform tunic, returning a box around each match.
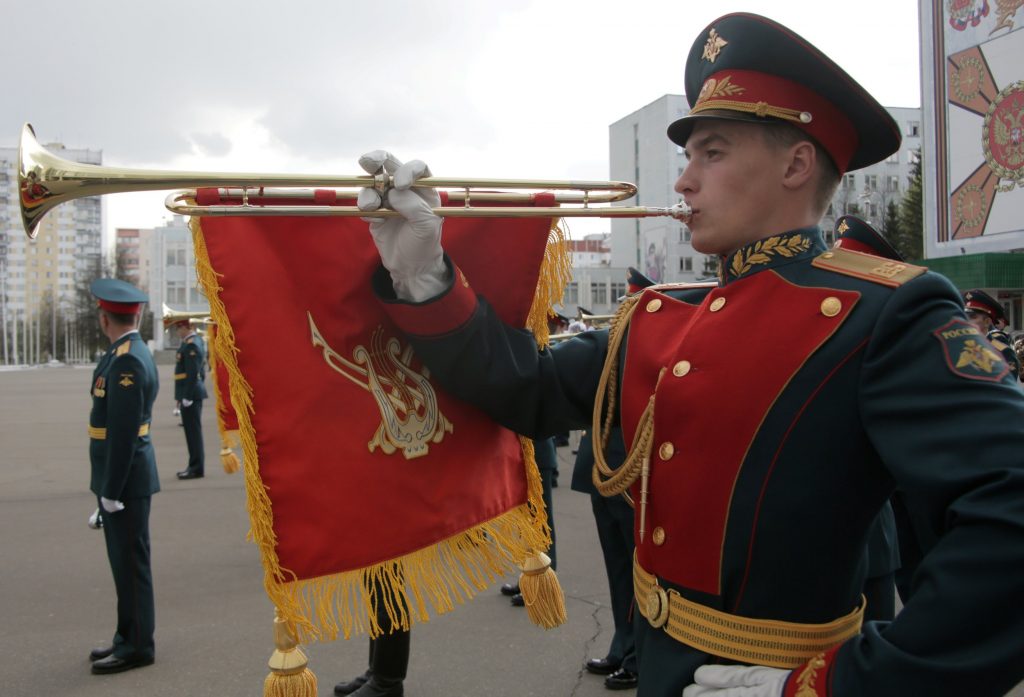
[89,331,159,660]
[174,332,207,476]
[372,227,1024,697]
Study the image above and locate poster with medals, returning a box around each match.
[922,0,1024,255]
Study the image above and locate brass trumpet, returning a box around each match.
[18,123,691,239]
[161,304,213,328]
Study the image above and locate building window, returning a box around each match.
[610,282,626,300]
[844,174,856,188]
[679,257,693,272]
[680,226,692,243]
[166,248,186,266]
[886,175,900,192]
[907,121,920,137]
[593,283,608,306]
[565,282,578,305]
[166,280,186,305]
[885,151,900,164]
[865,175,878,189]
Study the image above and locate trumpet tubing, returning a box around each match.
[18,122,691,239]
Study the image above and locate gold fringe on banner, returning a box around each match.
[206,324,242,474]
[190,216,570,645]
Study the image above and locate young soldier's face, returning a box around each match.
[676,120,788,257]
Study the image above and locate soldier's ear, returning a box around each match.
[781,141,817,192]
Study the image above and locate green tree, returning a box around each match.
[894,151,924,261]
[882,200,901,248]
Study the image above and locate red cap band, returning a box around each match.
[98,299,141,314]
[693,69,859,173]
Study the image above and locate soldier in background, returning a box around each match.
[963,288,1020,380]
[168,318,208,479]
[87,279,160,675]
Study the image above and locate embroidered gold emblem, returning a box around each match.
[836,219,850,234]
[794,653,827,697]
[696,75,745,105]
[729,235,811,278]
[956,339,1004,373]
[118,374,134,388]
[702,28,728,62]
[308,312,453,459]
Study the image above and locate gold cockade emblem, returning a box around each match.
[308,312,453,459]
[956,339,1003,374]
[702,28,728,63]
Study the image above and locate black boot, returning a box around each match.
[334,668,372,696]
[349,675,403,697]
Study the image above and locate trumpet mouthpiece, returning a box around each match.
[669,200,692,222]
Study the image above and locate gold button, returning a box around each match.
[820,297,842,317]
[822,251,835,259]
[709,297,726,312]
[672,360,691,377]
[659,442,674,460]
[652,527,666,546]
[646,298,662,312]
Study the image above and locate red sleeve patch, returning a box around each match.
[932,318,1010,382]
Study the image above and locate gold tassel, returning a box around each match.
[518,552,566,629]
[264,612,317,697]
[220,445,241,474]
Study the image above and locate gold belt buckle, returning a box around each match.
[647,585,670,629]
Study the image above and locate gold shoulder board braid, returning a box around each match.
[812,248,926,288]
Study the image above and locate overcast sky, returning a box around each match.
[1,0,922,242]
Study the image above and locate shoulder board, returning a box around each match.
[990,338,1010,351]
[812,248,926,287]
[185,337,194,344]
[115,342,131,356]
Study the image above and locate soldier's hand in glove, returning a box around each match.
[683,665,790,697]
[100,497,125,514]
[88,507,104,529]
[357,150,448,302]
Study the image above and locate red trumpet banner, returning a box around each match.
[191,195,566,642]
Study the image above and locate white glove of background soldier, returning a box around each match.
[357,151,448,302]
[100,497,125,514]
[683,665,789,697]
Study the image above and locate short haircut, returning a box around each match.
[101,308,139,327]
[761,122,841,216]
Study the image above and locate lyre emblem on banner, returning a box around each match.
[308,312,453,459]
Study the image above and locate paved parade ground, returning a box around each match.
[0,363,626,697]
[4,363,1023,697]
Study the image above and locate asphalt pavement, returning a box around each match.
[5,363,1022,697]
[0,363,624,697]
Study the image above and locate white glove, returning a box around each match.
[357,150,448,302]
[182,398,193,407]
[100,497,125,514]
[88,507,103,529]
[683,665,790,697]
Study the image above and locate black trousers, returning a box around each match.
[100,496,155,660]
[181,399,205,475]
[592,492,637,671]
